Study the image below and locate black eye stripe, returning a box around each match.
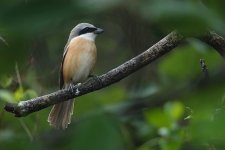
[79,27,97,35]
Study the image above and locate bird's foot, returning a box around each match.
[68,83,82,95]
[75,83,81,95]
[68,83,76,93]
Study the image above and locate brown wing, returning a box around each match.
[59,43,69,89]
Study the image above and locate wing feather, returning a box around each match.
[59,43,69,89]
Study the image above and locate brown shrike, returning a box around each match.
[48,23,104,129]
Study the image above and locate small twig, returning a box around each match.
[15,63,23,88]
[15,64,33,141]
[200,59,209,80]
[0,35,8,46]
[19,119,33,141]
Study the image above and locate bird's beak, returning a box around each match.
[94,28,104,34]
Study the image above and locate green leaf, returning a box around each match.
[159,138,182,150]
[145,108,171,128]
[0,89,14,103]
[0,75,13,88]
[164,101,184,121]
[14,87,24,102]
[23,89,38,99]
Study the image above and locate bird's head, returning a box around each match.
[69,23,104,41]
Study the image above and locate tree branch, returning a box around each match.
[4,30,225,118]
[4,31,184,117]
[200,31,225,59]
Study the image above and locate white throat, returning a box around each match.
[79,33,96,41]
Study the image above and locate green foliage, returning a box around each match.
[142,101,185,150]
[68,113,126,150]
[145,108,171,128]
[0,0,225,150]
[75,85,126,116]
[0,90,14,103]
[158,41,223,82]
[0,86,37,103]
[0,75,13,88]
[142,0,225,35]
[164,101,184,121]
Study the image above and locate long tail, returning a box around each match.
[48,99,74,129]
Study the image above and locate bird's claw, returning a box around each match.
[68,83,76,93]
[75,83,81,95]
[68,83,82,95]
[75,88,80,95]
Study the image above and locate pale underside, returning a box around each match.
[63,36,97,85]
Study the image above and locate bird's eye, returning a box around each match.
[79,27,97,35]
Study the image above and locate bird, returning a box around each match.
[48,23,104,129]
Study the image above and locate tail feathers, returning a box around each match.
[48,99,74,129]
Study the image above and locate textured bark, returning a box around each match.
[200,31,225,59]
[4,31,184,117]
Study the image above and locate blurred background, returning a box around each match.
[0,0,225,149]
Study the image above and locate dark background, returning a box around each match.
[0,0,225,149]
